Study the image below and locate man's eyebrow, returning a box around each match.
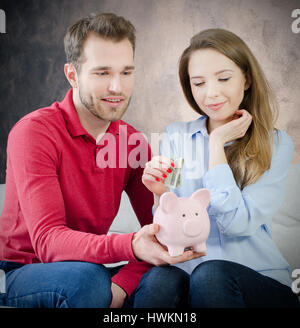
[90,66,111,71]
[190,69,234,79]
[124,65,135,70]
[90,65,135,71]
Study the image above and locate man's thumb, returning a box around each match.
[149,223,159,235]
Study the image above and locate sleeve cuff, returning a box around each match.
[106,232,138,263]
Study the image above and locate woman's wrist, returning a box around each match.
[209,134,227,169]
[209,132,225,147]
[153,193,161,212]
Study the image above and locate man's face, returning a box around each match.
[75,32,135,122]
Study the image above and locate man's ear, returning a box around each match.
[244,72,251,91]
[64,63,78,88]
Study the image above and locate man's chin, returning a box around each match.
[93,110,126,123]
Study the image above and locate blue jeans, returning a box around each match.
[131,260,300,308]
[0,260,123,308]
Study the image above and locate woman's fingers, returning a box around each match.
[142,167,168,182]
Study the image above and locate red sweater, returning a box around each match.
[0,89,154,296]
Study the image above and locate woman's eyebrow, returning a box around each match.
[190,69,234,79]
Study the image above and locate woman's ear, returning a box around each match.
[244,72,251,91]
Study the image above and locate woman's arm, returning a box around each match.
[208,109,252,169]
[204,130,294,237]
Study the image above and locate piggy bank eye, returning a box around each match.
[182,214,186,218]
[195,213,198,216]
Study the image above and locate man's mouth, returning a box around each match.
[101,97,125,107]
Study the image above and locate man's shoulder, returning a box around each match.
[12,102,63,132]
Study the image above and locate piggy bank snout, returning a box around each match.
[183,219,203,237]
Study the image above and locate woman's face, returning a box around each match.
[188,48,250,130]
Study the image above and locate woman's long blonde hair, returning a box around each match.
[179,29,278,189]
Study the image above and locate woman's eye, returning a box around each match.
[96,72,108,76]
[219,77,230,82]
[194,82,204,87]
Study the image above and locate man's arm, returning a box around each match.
[8,118,138,264]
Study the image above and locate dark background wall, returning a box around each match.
[1,0,300,184]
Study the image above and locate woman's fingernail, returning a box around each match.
[155,177,160,182]
[171,162,175,168]
[167,168,172,173]
[162,174,167,178]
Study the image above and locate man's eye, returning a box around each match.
[96,72,108,76]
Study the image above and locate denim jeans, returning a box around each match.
[127,265,190,308]
[130,260,300,308]
[0,260,123,308]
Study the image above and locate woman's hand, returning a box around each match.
[208,109,252,170]
[142,156,175,196]
[210,109,252,146]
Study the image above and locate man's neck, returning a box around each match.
[73,90,110,142]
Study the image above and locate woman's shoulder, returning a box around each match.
[274,129,293,146]
[273,129,294,157]
[164,116,206,134]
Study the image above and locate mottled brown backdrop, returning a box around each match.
[0,0,299,183]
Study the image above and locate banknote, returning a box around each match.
[164,158,184,189]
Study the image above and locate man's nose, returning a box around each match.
[108,75,122,94]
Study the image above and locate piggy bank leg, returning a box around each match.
[193,242,206,253]
[168,246,185,257]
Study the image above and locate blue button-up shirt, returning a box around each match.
[160,115,294,287]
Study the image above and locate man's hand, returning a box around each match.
[109,283,127,308]
[132,223,206,266]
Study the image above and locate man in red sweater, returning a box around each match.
[0,13,198,308]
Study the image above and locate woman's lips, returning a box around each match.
[206,101,226,111]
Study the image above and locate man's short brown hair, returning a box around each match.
[64,12,136,71]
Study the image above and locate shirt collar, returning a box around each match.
[190,115,234,147]
[189,115,209,138]
[59,88,120,138]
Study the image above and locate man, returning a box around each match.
[0,13,198,308]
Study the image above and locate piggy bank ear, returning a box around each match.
[160,192,178,213]
[190,188,210,208]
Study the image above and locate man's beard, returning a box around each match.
[78,86,131,122]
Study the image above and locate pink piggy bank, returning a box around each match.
[154,189,210,257]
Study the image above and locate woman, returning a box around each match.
[132,29,300,308]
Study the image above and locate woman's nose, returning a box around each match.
[206,81,220,98]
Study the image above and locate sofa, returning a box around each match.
[1,164,300,280]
